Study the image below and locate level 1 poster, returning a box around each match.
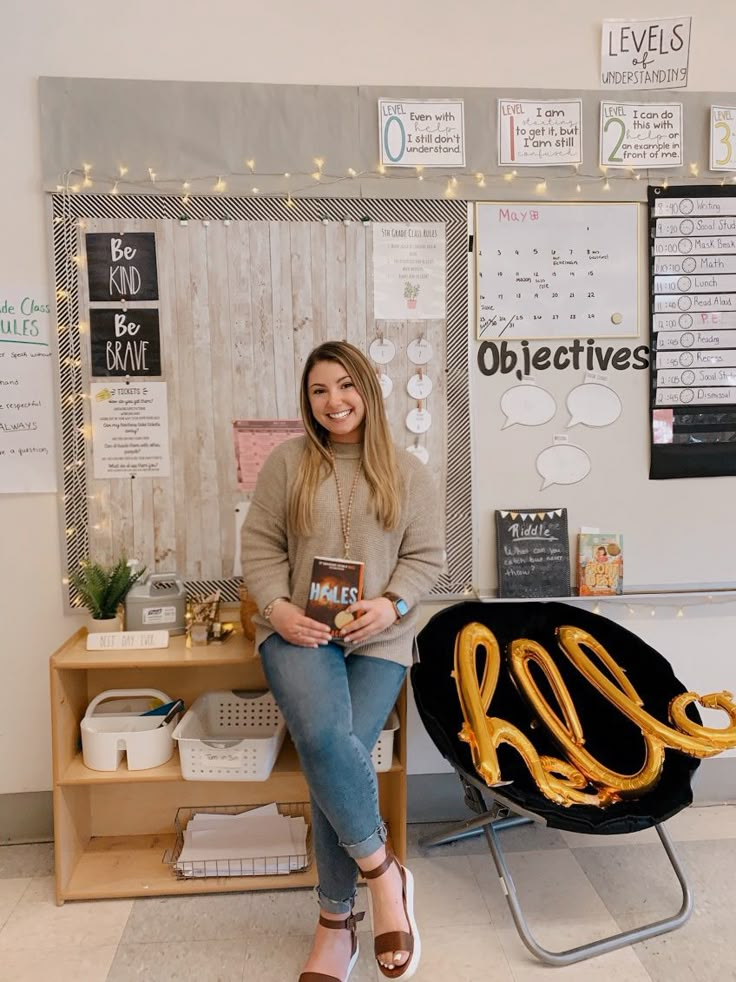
[498,99,582,166]
[0,288,57,493]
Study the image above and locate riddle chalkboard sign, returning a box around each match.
[495,508,571,598]
[89,309,162,377]
[85,232,159,301]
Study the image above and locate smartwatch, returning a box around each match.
[383,592,410,620]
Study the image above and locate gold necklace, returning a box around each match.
[328,444,362,559]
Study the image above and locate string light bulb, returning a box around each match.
[535,179,547,194]
[689,162,699,177]
[118,165,128,177]
[246,159,256,171]
[603,179,611,191]
[214,176,227,193]
[347,167,357,177]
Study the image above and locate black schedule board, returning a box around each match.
[86,232,159,301]
[89,309,162,377]
[495,508,571,598]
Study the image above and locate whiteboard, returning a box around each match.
[475,202,640,340]
[470,201,736,593]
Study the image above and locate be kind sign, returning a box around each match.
[601,17,691,90]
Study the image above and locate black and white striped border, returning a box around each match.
[51,193,471,603]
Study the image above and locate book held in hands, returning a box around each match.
[305,556,365,636]
[495,508,571,598]
[577,532,624,596]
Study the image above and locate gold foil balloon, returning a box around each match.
[452,621,736,808]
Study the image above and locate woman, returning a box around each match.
[242,340,443,981]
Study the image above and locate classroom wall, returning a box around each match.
[3,0,736,804]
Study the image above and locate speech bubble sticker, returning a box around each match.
[566,382,622,428]
[500,383,556,429]
[537,443,591,490]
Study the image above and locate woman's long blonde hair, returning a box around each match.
[289,341,402,535]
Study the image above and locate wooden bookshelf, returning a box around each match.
[50,625,407,903]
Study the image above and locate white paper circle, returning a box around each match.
[407,338,433,365]
[407,373,433,400]
[369,338,396,364]
[406,444,429,464]
[406,407,432,434]
[378,373,393,399]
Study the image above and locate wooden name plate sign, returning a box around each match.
[495,508,571,598]
[86,630,170,651]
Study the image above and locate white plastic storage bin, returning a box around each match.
[173,690,286,781]
[371,711,399,773]
[81,689,178,771]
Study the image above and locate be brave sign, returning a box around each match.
[89,309,162,377]
[86,233,159,302]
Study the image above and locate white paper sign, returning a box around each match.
[498,100,582,166]
[86,630,170,650]
[90,380,170,478]
[710,107,736,171]
[0,289,57,493]
[600,103,683,168]
[600,17,691,89]
[378,100,465,167]
[372,223,446,319]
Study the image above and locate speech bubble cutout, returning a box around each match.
[537,444,591,490]
[566,383,622,428]
[501,384,556,429]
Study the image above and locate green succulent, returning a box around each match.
[71,557,146,619]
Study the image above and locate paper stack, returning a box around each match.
[174,803,309,877]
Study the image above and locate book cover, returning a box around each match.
[577,533,624,596]
[495,508,571,598]
[304,556,365,636]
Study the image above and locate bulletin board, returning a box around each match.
[51,193,471,604]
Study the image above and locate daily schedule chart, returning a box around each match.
[649,187,736,478]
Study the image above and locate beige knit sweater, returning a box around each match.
[241,437,444,667]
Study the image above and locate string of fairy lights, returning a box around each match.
[53,157,736,205]
[53,160,736,607]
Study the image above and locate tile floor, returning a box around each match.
[0,804,734,981]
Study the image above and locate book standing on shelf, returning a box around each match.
[304,556,365,637]
[495,508,571,598]
[577,533,624,596]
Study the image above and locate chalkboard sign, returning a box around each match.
[495,508,571,598]
[89,309,162,377]
[85,232,159,301]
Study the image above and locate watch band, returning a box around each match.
[263,596,288,622]
[383,592,410,620]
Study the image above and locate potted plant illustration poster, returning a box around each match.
[404,282,420,310]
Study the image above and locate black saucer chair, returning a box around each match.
[411,601,699,966]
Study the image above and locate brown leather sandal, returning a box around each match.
[299,909,365,982]
[363,850,421,980]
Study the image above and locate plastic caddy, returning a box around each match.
[80,688,179,771]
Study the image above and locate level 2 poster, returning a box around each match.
[0,288,57,493]
[600,103,683,168]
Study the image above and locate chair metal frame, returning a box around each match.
[419,776,694,967]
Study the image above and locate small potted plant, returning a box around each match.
[404,281,420,310]
[71,557,146,631]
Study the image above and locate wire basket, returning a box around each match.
[163,802,312,879]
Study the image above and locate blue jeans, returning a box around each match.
[259,635,406,914]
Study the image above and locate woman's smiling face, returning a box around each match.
[307,359,366,443]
